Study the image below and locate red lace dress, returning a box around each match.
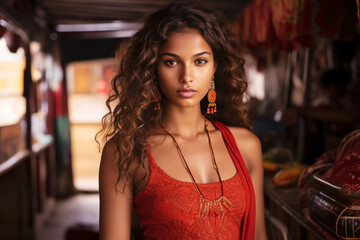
[133,122,256,240]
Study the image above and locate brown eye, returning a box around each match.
[195,58,208,65]
[165,59,178,66]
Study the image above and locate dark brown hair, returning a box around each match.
[97,1,250,186]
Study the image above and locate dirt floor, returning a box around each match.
[36,194,99,240]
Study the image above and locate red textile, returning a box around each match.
[234,0,277,50]
[321,129,360,192]
[235,0,357,51]
[133,122,255,240]
[322,146,360,191]
[336,129,360,161]
[212,121,256,240]
[271,0,313,50]
[235,0,313,51]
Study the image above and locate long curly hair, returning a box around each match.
[97,1,251,186]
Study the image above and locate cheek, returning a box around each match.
[157,70,177,95]
[157,73,175,92]
[157,65,177,82]
[198,77,212,98]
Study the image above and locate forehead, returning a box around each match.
[159,28,213,55]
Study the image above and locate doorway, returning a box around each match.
[66,59,113,191]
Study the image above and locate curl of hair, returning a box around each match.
[96,1,251,187]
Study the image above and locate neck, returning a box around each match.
[161,104,205,139]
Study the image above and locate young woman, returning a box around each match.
[98,2,267,239]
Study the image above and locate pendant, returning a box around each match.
[196,195,232,217]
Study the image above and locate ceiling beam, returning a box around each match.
[0,3,36,42]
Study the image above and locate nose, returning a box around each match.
[180,63,193,84]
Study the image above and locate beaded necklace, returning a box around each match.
[161,118,232,217]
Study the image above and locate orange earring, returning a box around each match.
[207,76,217,114]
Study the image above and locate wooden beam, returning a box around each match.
[38,0,251,25]
[57,29,137,39]
[48,13,146,23]
[0,2,45,42]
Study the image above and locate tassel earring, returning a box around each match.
[207,76,217,114]
[154,91,161,110]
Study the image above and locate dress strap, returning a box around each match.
[145,147,157,167]
[211,121,256,240]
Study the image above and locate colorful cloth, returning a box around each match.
[234,0,313,51]
[322,146,360,192]
[321,129,360,192]
[234,0,357,51]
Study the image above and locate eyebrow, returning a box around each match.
[160,51,211,58]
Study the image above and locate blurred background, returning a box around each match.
[0,0,359,240]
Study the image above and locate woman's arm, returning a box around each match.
[232,128,268,240]
[247,134,268,240]
[99,140,133,240]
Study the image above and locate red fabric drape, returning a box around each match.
[235,0,357,51]
[235,0,313,51]
[234,0,278,50]
[271,0,313,50]
[212,121,256,240]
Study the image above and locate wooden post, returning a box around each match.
[23,43,37,240]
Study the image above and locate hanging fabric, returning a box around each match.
[234,0,357,51]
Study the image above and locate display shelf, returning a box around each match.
[264,173,326,240]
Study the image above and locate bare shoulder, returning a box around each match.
[227,126,261,150]
[101,136,118,163]
[227,126,262,173]
[100,137,119,175]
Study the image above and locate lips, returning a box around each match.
[176,88,197,98]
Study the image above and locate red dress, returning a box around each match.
[133,121,256,240]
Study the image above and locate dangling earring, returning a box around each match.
[154,91,161,110]
[207,76,217,114]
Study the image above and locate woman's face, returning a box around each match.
[157,28,216,109]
